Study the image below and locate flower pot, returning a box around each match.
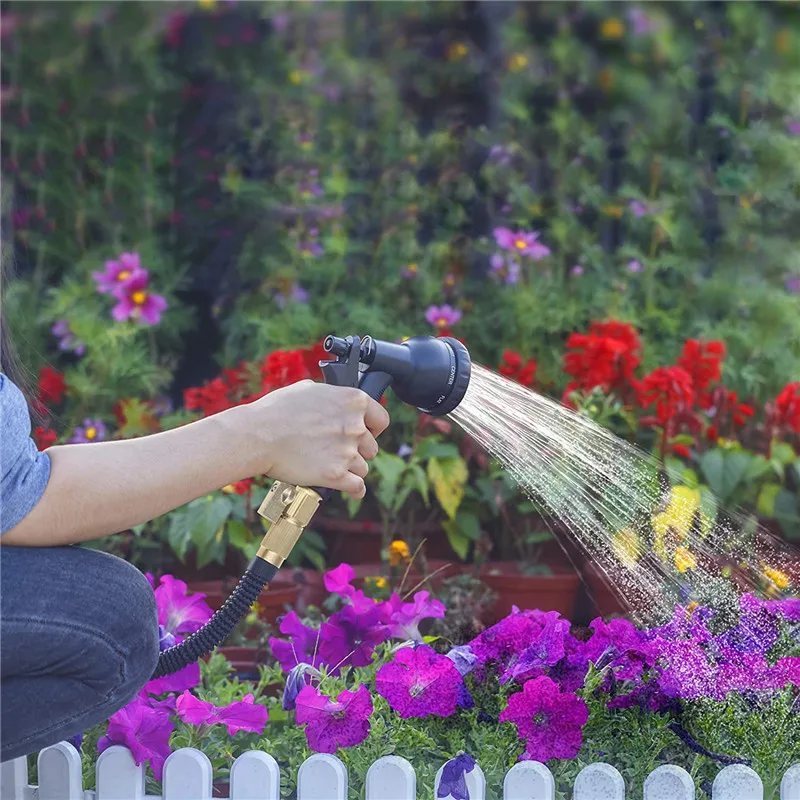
[582,563,629,618]
[479,561,581,622]
[289,567,327,613]
[213,645,265,680]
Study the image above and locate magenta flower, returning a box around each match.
[375,644,462,719]
[154,575,213,637]
[69,418,107,444]
[98,694,174,781]
[176,691,267,736]
[111,271,168,326]
[92,252,143,294]
[716,650,774,696]
[269,611,322,672]
[386,591,446,641]
[493,227,550,260]
[651,639,717,700]
[787,119,800,137]
[51,320,86,356]
[627,259,644,273]
[500,676,588,761]
[145,661,200,696]
[645,605,714,643]
[628,7,658,36]
[298,179,323,199]
[425,304,462,330]
[324,563,356,596]
[773,657,800,688]
[489,253,521,284]
[319,604,390,670]
[295,684,372,753]
[437,753,476,800]
[787,276,800,294]
[629,200,649,217]
[471,609,548,669]
[500,612,570,685]
[570,265,584,277]
[584,617,648,681]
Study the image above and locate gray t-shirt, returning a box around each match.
[0,372,51,534]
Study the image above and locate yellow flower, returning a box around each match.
[447,42,469,61]
[85,426,97,441]
[686,601,699,615]
[508,53,528,72]
[612,527,642,569]
[602,204,624,219]
[289,70,307,86]
[763,565,791,590]
[674,547,697,573]
[367,576,388,590]
[528,202,543,217]
[198,0,217,9]
[222,484,235,493]
[389,539,411,567]
[694,19,704,30]
[739,194,755,210]
[652,485,701,560]
[600,19,625,40]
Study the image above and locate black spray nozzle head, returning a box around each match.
[321,334,471,416]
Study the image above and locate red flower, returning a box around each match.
[774,382,800,433]
[302,343,328,382]
[706,425,719,442]
[638,366,694,426]
[499,350,537,387]
[563,320,641,397]
[671,443,692,459]
[678,339,726,393]
[37,366,66,405]
[229,478,254,495]
[261,349,308,392]
[33,426,57,450]
[184,377,233,417]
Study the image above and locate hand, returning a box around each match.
[243,381,390,498]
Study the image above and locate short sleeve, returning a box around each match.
[0,373,52,535]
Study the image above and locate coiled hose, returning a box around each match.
[151,556,278,678]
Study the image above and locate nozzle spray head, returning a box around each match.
[321,334,471,416]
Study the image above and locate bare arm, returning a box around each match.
[1,381,389,547]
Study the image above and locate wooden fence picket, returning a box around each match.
[503,760,555,799]
[712,764,763,800]
[38,741,83,800]
[365,755,416,800]
[573,763,625,800]
[96,744,145,800]
[297,753,347,800]
[162,747,213,800]
[229,751,281,800]
[643,765,694,800]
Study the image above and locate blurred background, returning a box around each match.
[2,1,799,627]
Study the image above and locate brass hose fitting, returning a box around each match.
[256,481,323,568]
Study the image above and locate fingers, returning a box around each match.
[364,397,391,437]
[349,452,370,479]
[358,431,379,461]
[338,471,366,500]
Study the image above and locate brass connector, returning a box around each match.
[256,482,322,569]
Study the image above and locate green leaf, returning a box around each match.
[442,519,470,560]
[698,486,717,537]
[772,441,796,466]
[744,454,772,483]
[699,450,725,498]
[393,464,429,513]
[428,456,468,519]
[371,453,408,511]
[422,635,440,644]
[227,519,253,551]
[345,494,364,518]
[757,483,782,517]
[414,436,460,462]
[188,496,234,568]
[699,449,751,504]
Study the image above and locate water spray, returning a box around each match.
[152,334,471,678]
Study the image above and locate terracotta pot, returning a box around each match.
[185,576,300,627]
[479,561,581,622]
[313,516,456,564]
[582,563,629,618]
[211,645,265,681]
[289,567,327,613]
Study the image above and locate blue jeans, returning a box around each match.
[0,545,160,761]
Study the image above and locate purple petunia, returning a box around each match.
[787,276,800,294]
[176,690,267,736]
[69,418,107,444]
[471,608,553,670]
[319,604,390,670]
[269,611,322,672]
[425,304,462,330]
[437,753,476,800]
[111,270,168,326]
[98,693,174,781]
[51,320,86,355]
[295,684,372,753]
[154,575,214,637]
[145,661,201,696]
[283,663,321,711]
[446,645,478,677]
[570,264,584,277]
[500,675,588,761]
[299,227,324,258]
[92,252,143,294]
[493,227,550,260]
[500,612,570,684]
[584,617,649,681]
[376,644,462,719]
[650,639,718,700]
[386,591,446,641]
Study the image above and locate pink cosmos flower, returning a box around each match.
[93,252,143,294]
[154,575,213,636]
[295,684,372,753]
[425,304,462,330]
[111,271,168,326]
[500,675,588,761]
[176,691,268,736]
[97,693,174,781]
[375,644,462,719]
[269,610,323,672]
[493,227,551,260]
[386,591,446,641]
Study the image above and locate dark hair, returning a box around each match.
[1,250,38,407]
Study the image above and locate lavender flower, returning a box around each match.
[275,284,309,308]
[69,418,107,444]
[627,259,644,273]
[570,265,584,277]
[402,263,420,279]
[787,119,800,137]
[490,253,521,284]
[51,320,86,356]
[437,753,476,800]
[629,200,649,217]
[786,276,800,293]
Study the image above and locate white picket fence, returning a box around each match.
[2,741,799,800]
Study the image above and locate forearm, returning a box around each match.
[1,405,263,547]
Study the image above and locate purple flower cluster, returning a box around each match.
[51,320,86,355]
[92,252,167,326]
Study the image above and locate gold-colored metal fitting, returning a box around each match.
[256,482,322,568]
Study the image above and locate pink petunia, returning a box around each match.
[92,253,143,295]
[295,684,372,753]
[154,575,213,636]
[375,644,462,719]
[500,675,588,762]
[97,694,174,781]
[324,563,357,596]
[176,691,268,736]
[111,271,168,326]
[386,591,446,641]
[145,661,201,696]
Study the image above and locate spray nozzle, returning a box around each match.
[321,334,471,416]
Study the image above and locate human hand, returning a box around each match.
[242,380,390,498]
